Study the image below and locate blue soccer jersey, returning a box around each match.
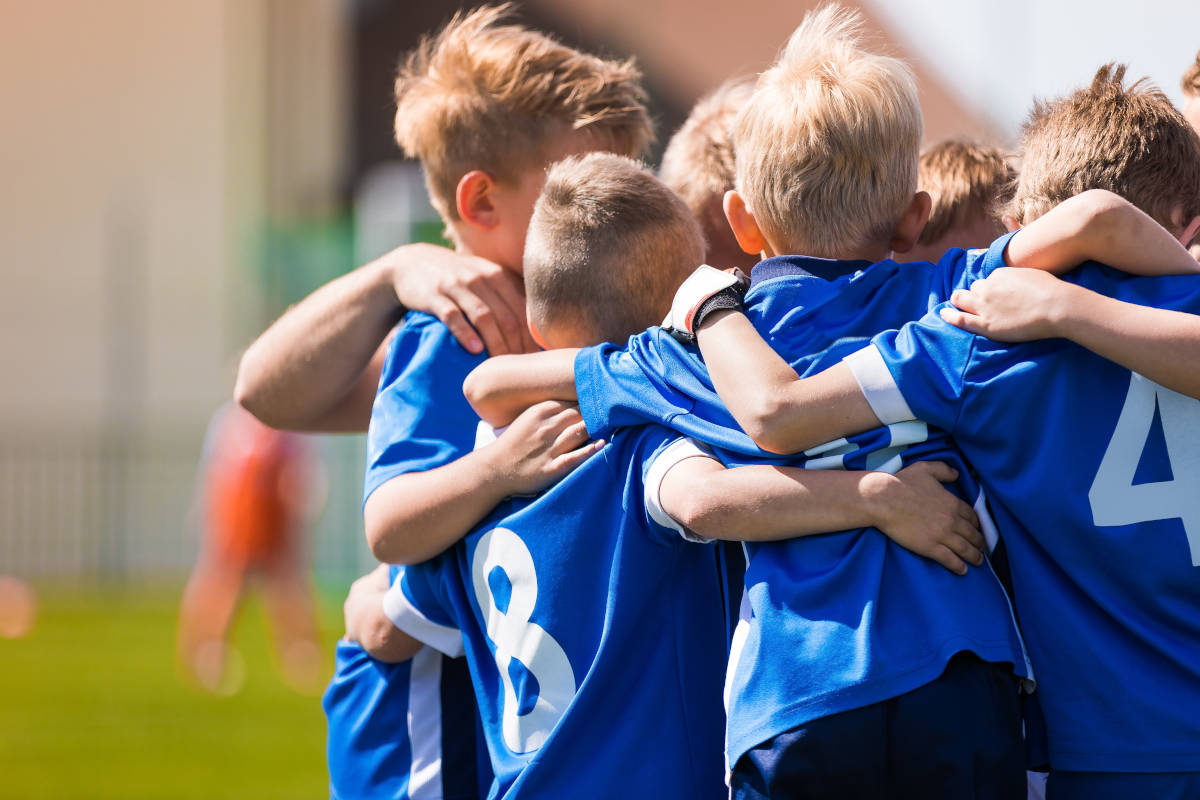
[381,426,732,800]
[848,264,1200,773]
[364,312,487,504]
[323,567,489,800]
[573,243,1030,769]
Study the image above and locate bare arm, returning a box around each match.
[1006,189,1200,277]
[659,457,984,574]
[942,268,1200,399]
[236,243,531,432]
[364,401,602,563]
[463,350,580,428]
[343,565,423,663]
[695,309,880,454]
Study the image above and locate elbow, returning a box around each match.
[364,512,426,566]
[233,350,285,427]
[461,365,490,416]
[737,396,798,455]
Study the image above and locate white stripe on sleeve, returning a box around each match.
[843,345,916,425]
[644,437,720,543]
[382,582,465,659]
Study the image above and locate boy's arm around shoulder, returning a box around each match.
[655,447,984,575]
[463,349,580,428]
[365,399,602,564]
[235,243,532,432]
[695,309,881,454]
[1004,189,1200,277]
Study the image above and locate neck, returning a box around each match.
[764,237,891,263]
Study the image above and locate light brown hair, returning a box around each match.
[524,154,705,345]
[1007,63,1200,228]
[659,78,755,219]
[1182,50,1200,98]
[393,5,653,222]
[733,4,922,256]
[918,140,1014,245]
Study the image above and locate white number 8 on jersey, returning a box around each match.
[471,528,577,753]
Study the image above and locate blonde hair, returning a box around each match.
[918,140,1014,245]
[733,4,922,256]
[524,154,705,345]
[659,78,755,219]
[1183,51,1200,98]
[1007,64,1200,228]
[393,5,653,222]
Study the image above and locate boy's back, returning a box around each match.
[384,425,730,798]
[856,265,1200,772]
[577,242,1031,775]
[376,153,730,798]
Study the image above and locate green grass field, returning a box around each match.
[0,581,344,799]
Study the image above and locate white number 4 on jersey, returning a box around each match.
[1089,373,1200,566]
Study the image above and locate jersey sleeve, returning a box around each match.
[382,559,465,658]
[574,329,760,456]
[642,436,721,544]
[574,333,701,439]
[843,307,977,433]
[363,313,487,504]
[939,231,1018,297]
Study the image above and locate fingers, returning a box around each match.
[444,282,514,356]
[549,438,606,477]
[919,460,959,484]
[484,269,537,354]
[430,298,484,354]
[931,544,970,576]
[950,287,982,314]
[550,419,591,455]
[939,306,985,335]
[943,520,985,567]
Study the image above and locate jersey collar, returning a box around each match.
[749,254,874,287]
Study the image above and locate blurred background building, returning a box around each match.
[1,0,1197,585]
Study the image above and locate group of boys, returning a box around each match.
[234,5,1200,799]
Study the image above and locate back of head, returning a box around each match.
[660,78,757,268]
[733,4,922,256]
[1008,64,1200,229]
[393,4,654,222]
[660,77,754,219]
[524,153,705,346]
[917,139,1014,246]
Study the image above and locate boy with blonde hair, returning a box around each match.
[659,78,759,270]
[903,139,1013,263]
[259,8,655,799]
[676,65,1200,798]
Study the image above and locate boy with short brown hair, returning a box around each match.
[903,139,1013,262]
[1006,64,1200,235]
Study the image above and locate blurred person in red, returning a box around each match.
[177,402,324,694]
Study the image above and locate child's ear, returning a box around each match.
[723,190,766,256]
[456,170,501,231]
[888,191,932,254]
